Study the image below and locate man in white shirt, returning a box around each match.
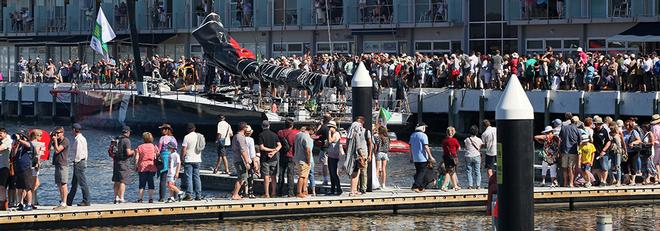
[481,120,497,178]
[182,123,203,200]
[214,115,233,174]
[66,123,90,206]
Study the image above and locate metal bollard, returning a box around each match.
[596,214,613,231]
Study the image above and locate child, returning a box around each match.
[166,142,184,203]
[578,134,596,187]
[412,159,438,193]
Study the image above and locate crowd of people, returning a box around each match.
[1,110,659,212]
[8,47,660,94]
[12,55,218,90]
[534,112,660,188]
[258,48,660,93]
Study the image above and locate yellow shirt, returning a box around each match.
[578,143,596,164]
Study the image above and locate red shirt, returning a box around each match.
[442,137,460,157]
[510,58,519,76]
[277,128,300,158]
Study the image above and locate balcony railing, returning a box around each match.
[416,3,448,23]
[520,1,565,20]
[355,4,393,24]
[312,5,343,25]
[8,12,34,33]
[609,0,631,17]
[41,17,67,33]
[227,8,254,27]
[273,9,297,26]
[142,9,173,30]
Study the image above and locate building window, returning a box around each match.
[363,41,398,54]
[313,0,343,25]
[416,0,448,23]
[609,0,631,17]
[587,39,640,54]
[468,0,515,54]
[230,0,254,27]
[588,39,606,51]
[316,42,350,54]
[521,0,565,19]
[272,42,304,57]
[414,40,451,55]
[274,0,297,26]
[357,0,393,24]
[485,0,502,21]
[526,39,581,54]
[469,23,485,39]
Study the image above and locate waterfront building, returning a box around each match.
[0,0,658,79]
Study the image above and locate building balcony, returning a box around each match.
[310,5,344,26]
[415,2,449,24]
[139,9,175,31]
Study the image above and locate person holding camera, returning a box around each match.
[12,132,36,211]
[51,127,70,210]
[109,126,134,204]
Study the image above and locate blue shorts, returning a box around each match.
[600,155,611,171]
[585,76,594,85]
[582,164,592,172]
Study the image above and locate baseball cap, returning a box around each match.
[262,120,270,128]
[72,123,82,130]
[122,126,131,133]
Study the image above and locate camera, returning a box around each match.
[110,136,120,145]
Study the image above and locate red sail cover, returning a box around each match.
[30,129,51,160]
[228,37,256,60]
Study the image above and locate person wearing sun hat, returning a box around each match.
[592,117,612,186]
[411,122,435,192]
[534,126,560,187]
[651,114,660,180]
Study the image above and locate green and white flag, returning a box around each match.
[90,7,116,60]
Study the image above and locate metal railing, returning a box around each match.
[227,8,254,27]
[40,17,67,33]
[273,9,297,26]
[608,0,631,17]
[7,14,34,33]
[520,2,566,20]
[79,9,95,32]
[355,4,393,24]
[142,9,173,30]
[416,3,448,23]
[312,5,343,25]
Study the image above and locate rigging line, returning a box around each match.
[279,0,285,57]
[324,0,332,54]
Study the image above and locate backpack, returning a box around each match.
[194,132,206,154]
[112,137,130,161]
[16,142,36,173]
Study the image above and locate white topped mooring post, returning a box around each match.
[495,74,534,231]
[351,62,373,192]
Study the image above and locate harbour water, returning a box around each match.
[3,121,660,230]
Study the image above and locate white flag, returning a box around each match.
[90,7,116,60]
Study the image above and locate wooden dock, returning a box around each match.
[1,184,659,229]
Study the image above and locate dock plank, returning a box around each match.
[1,184,659,228]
